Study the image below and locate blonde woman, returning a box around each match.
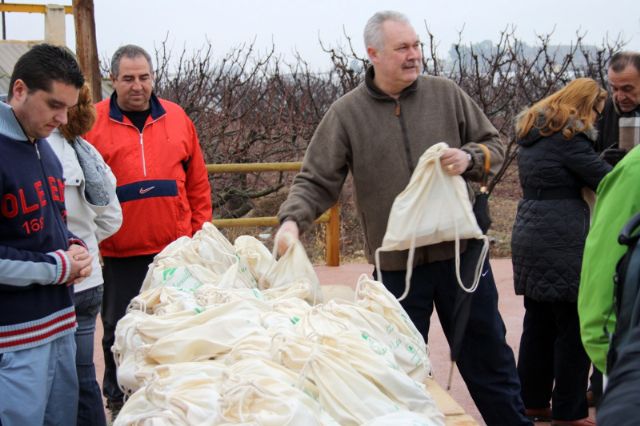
[48,83,122,426]
[511,78,610,426]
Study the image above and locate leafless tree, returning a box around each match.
[99,28,625,257]
[316,26,624,192]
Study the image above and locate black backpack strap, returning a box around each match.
[618,212,640,245]
[607,211,640,371]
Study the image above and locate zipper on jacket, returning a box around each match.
[35,141,69,245]
[139,132,147,177]
[138,115,165,178]
[138,113,170,177]
[109,116,154,177]
[395,100,415,173]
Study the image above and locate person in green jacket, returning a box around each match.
[579,145,640,374]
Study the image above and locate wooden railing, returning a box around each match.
[0,3,73,14]
[207,162,341,266]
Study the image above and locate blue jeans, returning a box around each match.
[73,286,107,426]
[0,333,78,426]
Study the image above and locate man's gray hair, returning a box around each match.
[363,10,411,51]
[110,44,154,78]
[608,51,640,74]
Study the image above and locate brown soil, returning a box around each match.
[487,162,521,258]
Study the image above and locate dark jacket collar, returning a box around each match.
[108,92,166,122]
[518,121,598,148]
[364,66,419,101]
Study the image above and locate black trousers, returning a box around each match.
[101,254,156,404]
[517,297,590,421]
[378,257,531,426]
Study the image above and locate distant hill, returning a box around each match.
[446,40,604,72]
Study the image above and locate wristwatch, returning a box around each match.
[465,152,474,170]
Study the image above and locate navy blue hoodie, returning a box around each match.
[0,101,79,353]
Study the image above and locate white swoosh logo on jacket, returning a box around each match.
[139,186,156,195]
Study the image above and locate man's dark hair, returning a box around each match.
[609,51,640,73]
[110,44,154,78]
[7,43,84,101]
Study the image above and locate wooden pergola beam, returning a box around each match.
[0,3,73,14]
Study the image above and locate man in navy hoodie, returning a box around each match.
[0,44,93,425]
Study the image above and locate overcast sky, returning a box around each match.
[2,0,639,71]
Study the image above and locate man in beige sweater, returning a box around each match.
[276,10,530,426]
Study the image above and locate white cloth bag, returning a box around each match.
[234,235,276,281]
[375,142,488,300]
[217,358,335,426]
[260,237,323,305]
[114,362,226,426]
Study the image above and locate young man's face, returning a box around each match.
[608,65,640,113]
[111,56,154,112]
[10,79,79,140]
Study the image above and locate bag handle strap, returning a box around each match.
[475,144,491,192]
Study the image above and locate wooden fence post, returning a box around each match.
[325,204,340,266]
[73,0,102,102]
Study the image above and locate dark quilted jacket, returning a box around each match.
[511,129,611,302]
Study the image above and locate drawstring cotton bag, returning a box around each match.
[261,234,323,305]
[234,235,276,281]
[113,362,226,426]
[375,142,488,300]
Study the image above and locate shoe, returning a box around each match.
[106,399,124,420]
[525,407,552,422]
[551,418,596,426]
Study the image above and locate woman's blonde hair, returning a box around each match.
[515,77,607,140]
[59,82,96,141]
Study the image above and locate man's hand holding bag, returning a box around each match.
[375,142,489,301]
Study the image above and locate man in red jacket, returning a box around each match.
[84,44,212,416]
